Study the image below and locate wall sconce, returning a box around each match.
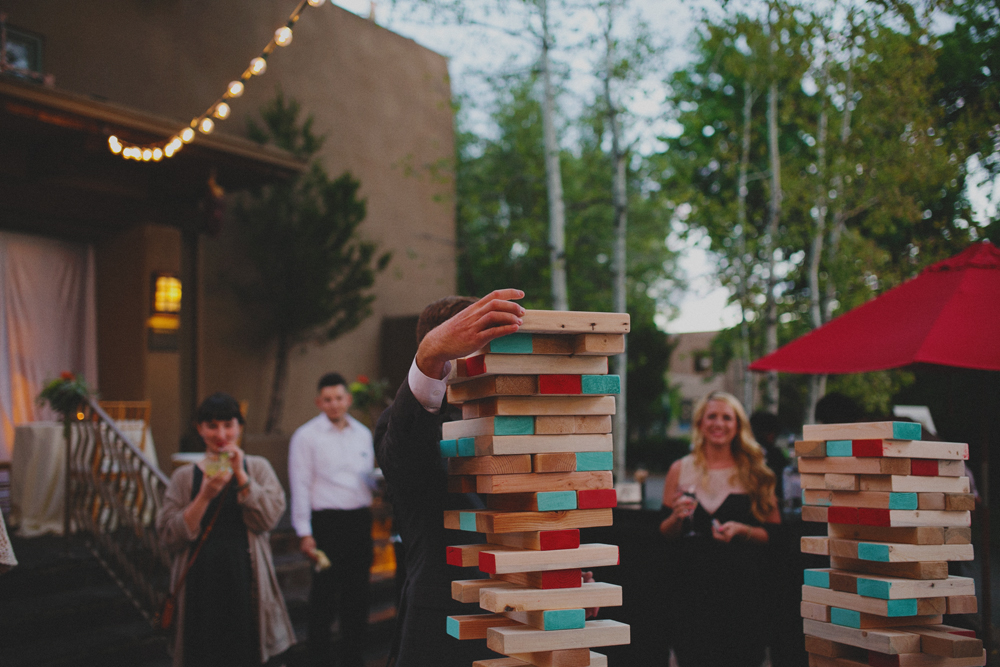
[148,273,182,333]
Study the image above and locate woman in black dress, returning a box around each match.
[157,393,293,667]
[659,391,780,667]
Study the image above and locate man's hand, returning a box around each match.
[416,289,525,379]
[300,535,317,561]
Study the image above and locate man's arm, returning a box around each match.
[287,429,317,559]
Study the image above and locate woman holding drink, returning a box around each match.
[157,393,293,667]
[659,391,780,666]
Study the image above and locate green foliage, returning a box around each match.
[37,372,91,417]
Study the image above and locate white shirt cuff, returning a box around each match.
[408,357,450,414]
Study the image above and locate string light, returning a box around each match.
[108,0,317,161]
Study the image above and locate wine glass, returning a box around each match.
[681,486,698,537]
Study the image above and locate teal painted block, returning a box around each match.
[888,493,918,510]
[459,512,478,532]
[892,422,922,440]
[858,543,891,562]
[803,570,830,588]
[542,609,586,631]
[536,491,577,511]
[826,440,853,457]
[495,416,535,435]
[490,333,534,354]
[857,579,891,599]
[581,375,621,395]
[802,489,831,506]
[887,599,918,617]
[439,439,457,458]
[446,616,460,639]
[831,608,861,628]
[457,437,476,457]
[575,452,613,471]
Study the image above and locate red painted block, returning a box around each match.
[859,508,891,527]
[538,529,580,551]
[446,546,465,567]
[479,552,498,574]
[867,651,898,667]
[852,439,883,457]
[950,629,977,638]
[540,569,582,589]
[911,459,939,476]
[466,355,487,377]
[538,375,582,394]
[827,506,859,524]
[577,489,617,509]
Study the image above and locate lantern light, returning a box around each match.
[227,80,244,98]
[199,117,215,134]
[152,148,163,161]
[250,57,267,75]
[275,26,293,46]
[181,127,196,143]
[141,149,153,161]
[308,0,326,6]
[214,102,231,119]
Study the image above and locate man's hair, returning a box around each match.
[317,372,348,392]
[815,392,863,424]
[415,296,478,345]
[749,410,780,440]
[195,392,245,425]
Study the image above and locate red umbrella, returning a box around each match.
[750,241,1000,373]
[749,241,1000,656]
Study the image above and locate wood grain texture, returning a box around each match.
[532,453,578,473]
[479,543,619,575]
[860,476,971,494]
[486,619,630,654]
[803,422,922,441]
[517,310,631,334]
[535,415,613,435]
[448,375,540,404]
[452,579,522,604]
[827,524,959,546]
[448,455,532,476]
[454,354,609,380]
[493,569,583,590]
[851,439,969,460]
[480,582,623,613]
[829,557,949,580]
[476,471,613,494]
[799,457,911,475]
[445,508,613,534]
[446,613,522,640]
[801,618,922,654]
[475,433,613,456]
[462,395,616,420]
[486,529,581,551]
[802,585,947,616]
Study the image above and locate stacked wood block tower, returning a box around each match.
[442,310,632,667]
[797,421,985,666]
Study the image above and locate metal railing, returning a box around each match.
[65,399,171,622]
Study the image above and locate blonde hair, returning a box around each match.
[691,391,776,522]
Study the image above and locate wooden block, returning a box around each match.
[447,543,517,567]
[487,530,581,551]
[802,600,832,621]
[476,471,613,494]
[802,536,830,555]
[851,439,969,460]
[803,422,922,441]
[918,493,946,510]
[912,460,965,477]
[473,658,529,667]
[827,508,970,528]
[506,650,606,667]
[463,395,616,420]
[445,508,613,534]
[827,538,974,562]
[444,416,537,439]
[860,476,970,494]
[575,452,613,471]
[945,595,978,614]
[494,569,583,590]
[944,527,973,544]
[866,649,986,667]
[796,440,829,457]
[800,457,911,475]
[827,474,861,491]
[533,453,578,473]
[801,473,828,489]
[802,505,829,522]
[803,490,919,510]
[827,524,959,546]
[803,585,947,617]
[448,375,540,403]
[535,415,613,435]
[803,635,867,659]
[901,625,983,658]
[488,333,535,354]
[458,354,609,379]
[448,476,478,493]
[528,332,625,355]
[538,375,582,395]
[828,607,942,629]
[505,609,587,631]
[801,618,922,654]
[577,489,617,509]
[804,568,834,589]
[487,619,630,654]
[480,544,619,575]
[944,494,975,511]
[452,579,522,604]
[449,455,533,476]
[580,375,620,395]
[480,582,623,613]
[446,613,522,640]
[831,572,975,599]
[476,433,613,456]
[830,557,949,580]
[517,310,631,334]
[826,440,855,457]
[488,491,578,512]
[828,506,860,525]
[807,655,869,667]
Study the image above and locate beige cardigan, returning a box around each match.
[156,455,295,666]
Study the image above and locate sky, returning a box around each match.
[329,0,996,334]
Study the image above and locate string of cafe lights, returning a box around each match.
[108,0,327,162]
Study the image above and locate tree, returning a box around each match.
[234,92,391,433]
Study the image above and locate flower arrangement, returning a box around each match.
[36,371,91,418]
[348,375,391,412]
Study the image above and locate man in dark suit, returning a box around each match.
[374,290,525,667]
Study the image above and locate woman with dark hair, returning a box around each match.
[659,391,780,666]
[156,393,293,667]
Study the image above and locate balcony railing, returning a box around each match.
[65,399,171,622]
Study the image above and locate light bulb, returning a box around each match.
[181,127,195,143]
[250,57,267,75]
[108,136,122,154]
[124,147,136,159]
[152,148,163,161]
[308,0,326,6]
[214,102,231,119]
[199,117,215,134]
[142,149,153,161]
[227,80,244,98]
[165,144,176,158]
[275,27,293,46]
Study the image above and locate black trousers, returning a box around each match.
[308,507,373,667]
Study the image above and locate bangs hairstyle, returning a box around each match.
[195,392,245,425]
[691,391,776,522]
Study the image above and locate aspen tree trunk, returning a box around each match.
[806,59,830,425]
[763,74,781,413]
[540,0,568,310]
[824,61,853,322]
[737,80,756,410]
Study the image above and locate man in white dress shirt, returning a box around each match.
[289,372,375,667]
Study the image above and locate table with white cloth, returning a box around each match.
[9,421,157,537]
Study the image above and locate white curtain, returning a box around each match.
[0,231,98,460]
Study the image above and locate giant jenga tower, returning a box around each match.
[797,421,985,666]
[441,310,632,667]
